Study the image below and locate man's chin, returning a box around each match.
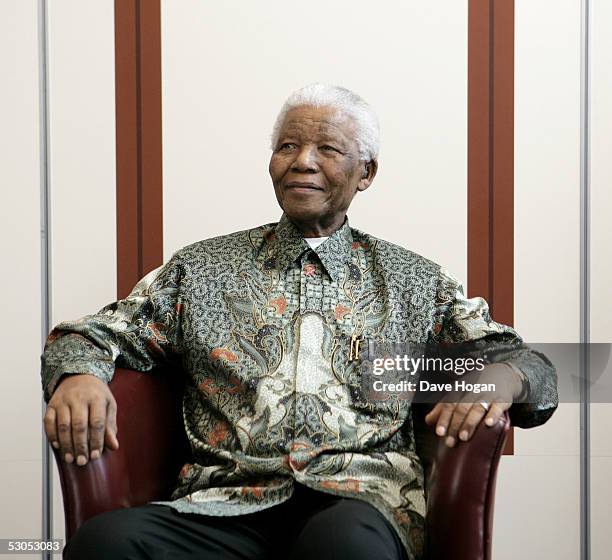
[280,204,325,225]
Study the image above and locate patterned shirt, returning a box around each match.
[40,213,558,560]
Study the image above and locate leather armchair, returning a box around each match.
[52,367,509,560]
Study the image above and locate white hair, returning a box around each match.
[270,83,380,161]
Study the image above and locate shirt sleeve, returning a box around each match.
[429,268,559,429]
[40,252,185,403]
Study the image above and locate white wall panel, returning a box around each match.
[493,456,580,560]
[511,403,580,456]
[48,0,117,324]
[513,0,581,457]
[46,0,117,542]
[590,0,612,557]
[514,0,581,345]
[0,0,43,543]
[591,457,612,560]
[161,0,468,281]
[0,460,42,556]
[505,1,581,557]
[591,1,612,346]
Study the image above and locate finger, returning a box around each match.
[70,402,90,467]
[457,402,488,441]
[43,407,60,449]
[484,399,510,427]
[447,402,473,443]
[104,398,119,450]
[434,403,455,439]
[88,399,107,460]
[56,406,74,464]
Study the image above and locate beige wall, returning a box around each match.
[500,2,612,559]
[46,0,117,542]
[161,0,469,283]
[496,1,582,558]
[590,0,612,557]
[0,0,116,548]
[0,0,43,549]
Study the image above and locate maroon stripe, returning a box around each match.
[468,0,515,454]
[115,0,163,300]
[491,0,514,329]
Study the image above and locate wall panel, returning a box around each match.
[590,0,612,557]
[161,0,468,281]
[46,0,117,541]
[493,457,580,560]
[0,0,43,546]
[495,1,581,558]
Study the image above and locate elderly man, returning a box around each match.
[41,84,558,560]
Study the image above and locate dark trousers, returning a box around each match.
[63,482,408,560]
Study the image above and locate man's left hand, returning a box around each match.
[423,363,523,447]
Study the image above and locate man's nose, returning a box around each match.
[291,145,319,172]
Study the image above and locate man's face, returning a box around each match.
[269,105,375,235]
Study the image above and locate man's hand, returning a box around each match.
[423,363,523,448]
[43,374,119,466]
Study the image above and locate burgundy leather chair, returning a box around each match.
[51,367,509,560]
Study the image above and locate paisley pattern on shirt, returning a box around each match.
[41,213,558,560]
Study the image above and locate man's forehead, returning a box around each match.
[280,106,356,139]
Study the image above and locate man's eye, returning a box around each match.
[279,143,296,151]
[320,145,338,153]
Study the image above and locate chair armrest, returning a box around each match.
[52,367,191,541]
[412,404,510,560]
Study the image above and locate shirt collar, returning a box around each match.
[271,213,353,281]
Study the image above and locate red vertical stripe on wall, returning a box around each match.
[491,1,515,328]
[468,0,515,454]
[114,0,163,299]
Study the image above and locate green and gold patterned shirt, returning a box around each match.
[40,213,558,560]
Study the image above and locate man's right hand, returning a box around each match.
[43,374,119,467]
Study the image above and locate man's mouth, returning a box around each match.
[285,182,324,191]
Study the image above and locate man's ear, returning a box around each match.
[357,159,378,192]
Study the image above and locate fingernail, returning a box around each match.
[76,455,87,466]
[486,417,494,426]
[436,425,446,436]
[459,430,468,441]
[90,450,100,460]
[445,436,455,447]
[65,453,73,463]
[51,441,59,449]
